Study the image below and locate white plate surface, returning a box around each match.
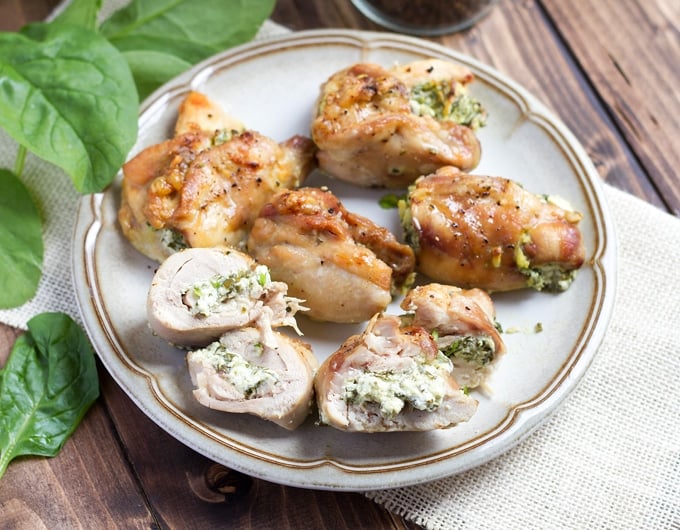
[73,29,616,491]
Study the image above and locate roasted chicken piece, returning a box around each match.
[311,59,485,188]
[147,247,304,348]
[401,283,506,389]
[118,92,317,262]
[400,167,586,292]
[119,130,214,262]
[187,326,317,430]
[174,91,244,136]
[246,187,415,323]
[315,313,478,432]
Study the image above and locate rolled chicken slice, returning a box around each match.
[401,283,506,389]
[187,327,317,430]
[315,313,477,432]
[147,247,304,348]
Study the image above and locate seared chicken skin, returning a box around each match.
[247,187,415,323]
[174,91,244,136]
[401,167,586,292]
[147,247,304,348]
[311,59,485,188]
[187,326,317,430]
[401,283,506,389]
[315,313,478,432]
[119,130,214,262]
[119,92,317,262]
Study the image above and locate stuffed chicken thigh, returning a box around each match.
[401,167,586,292]
[247,187,415,323]
[119,91,317,262]
[311,59,485,188]
[187,326,317,430]
[401,283,506,389]
[315,313,477,432]
[147,247,304,348]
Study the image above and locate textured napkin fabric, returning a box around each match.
[367,185,680,530]
[1,3,679,529]
[0,1,287,329]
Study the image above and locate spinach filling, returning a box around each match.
[440,335,496,366]
[198,342,277,398]
[343,353,452,417]
[409,81,487,130]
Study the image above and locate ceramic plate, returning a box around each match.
[73,30,616,491]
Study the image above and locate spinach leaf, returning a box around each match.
[0,313,99,479]
[121,49,192,100]
[0,22,138,193]
[100,0,275,96]
[101,0,274,49]
[0,169,43,309]
[51,0,103,30]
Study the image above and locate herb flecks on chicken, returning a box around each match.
[311,59,484,188]
[119,91,317,262]
[400,283,506,390]
[400,166,586,292]
[247,187,415,323]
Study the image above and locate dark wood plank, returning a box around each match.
[272,0,667,212]
[543,0,680,215]
[3,0,674,528]
[0,358,157,527]
[99,370,415,529]
[0,0,60,30]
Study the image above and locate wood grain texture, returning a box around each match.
[273,0,670,212]
[542,0,680,215]
[0,380,156,528]
[2,0,679,528]
[99,373,414,529]
[0,0,56,30]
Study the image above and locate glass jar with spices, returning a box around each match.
[350,0,499,36]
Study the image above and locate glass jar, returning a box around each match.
[350,0,499,36]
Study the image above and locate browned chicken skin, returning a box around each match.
[401,167,586,292]
[311,59,484,188]
[118,92,317,262]
[247,187,415,323]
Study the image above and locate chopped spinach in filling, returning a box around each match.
[410,81,487,130]
[521,264,577,292]
[160,228,188,253]
[198,341,277,398]
[343,353,452,417]
[397,194,420,254]
[514,231,577,292]
[183,265,271,317]
[440,335,496,366]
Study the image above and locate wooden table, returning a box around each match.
[1,1,678,527]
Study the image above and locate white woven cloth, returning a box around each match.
[1,3,678,529]
[367,185,680,529]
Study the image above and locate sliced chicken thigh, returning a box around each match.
[187,326,317,430]
[401,283,506,389]
[315,313,477,432]
[147,247,304,348]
